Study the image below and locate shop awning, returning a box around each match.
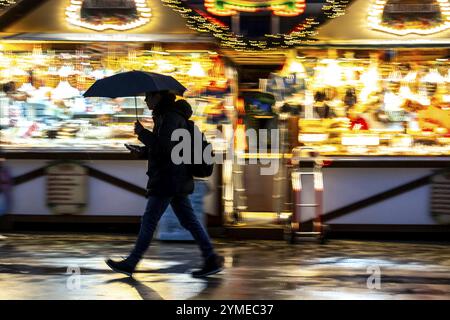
[314,0,450,45]
[0,33,214,43]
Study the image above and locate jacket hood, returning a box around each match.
[153,99,193,120]
[171,99,193,120]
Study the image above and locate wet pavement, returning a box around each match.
[0,233,449,300]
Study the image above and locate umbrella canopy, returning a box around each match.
[83,70,187,98]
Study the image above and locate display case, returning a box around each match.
[265,48,450,157]
[0,43,234,153]
[223,47,450,235]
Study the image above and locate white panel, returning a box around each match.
[88,160,148,188]
[7,159,219,217]
[4,159,48,177]
[329,186,435,225]
[85,177,145,216]
[323,168,431,213]
[10,177,49,215]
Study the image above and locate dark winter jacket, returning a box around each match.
[137,99,194,196]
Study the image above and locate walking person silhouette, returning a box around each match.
[106,90,224,278]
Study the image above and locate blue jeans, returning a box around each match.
[128,195,215,265]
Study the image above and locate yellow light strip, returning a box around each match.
[65,0,151,31]
[238,153,293,159]
[240,211,291,220]
[368,0,450,35]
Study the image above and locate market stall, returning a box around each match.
[0,0,237,234]
[1,0,449,237]
[223,0,450,236]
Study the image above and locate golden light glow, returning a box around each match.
[341,134,380,146]
[291,171,302,191]
[313,171,323,191]
[359,63,381,102]
[368,0,450,35]
[280,54,306,77]
[421,68,446,83]
[187,61,207,77]
[288,60,306,74]
[314,59,343,88]
[65,0,152,31]
[204,0,306,17]
[388,69,403,82]
[299,134,328,143]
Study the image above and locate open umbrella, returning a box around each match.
[83,71,187,119]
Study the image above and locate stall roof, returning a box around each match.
[1,0,448,47]
[0,0,210,41]
[314,0,450,44]
[0,32,214,43]
[0,0,29,29]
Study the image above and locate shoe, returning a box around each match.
[192,254,224,278]
[105,258,136,277]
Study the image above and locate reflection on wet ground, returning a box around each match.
[0,233,449,300]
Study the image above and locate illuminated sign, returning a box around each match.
[368,0,450,35]
[65,0,151,31]
[204,0,306,17]
[46,162,87,215]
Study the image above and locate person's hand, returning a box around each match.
[124,144,141,154]
[134,121,145,135]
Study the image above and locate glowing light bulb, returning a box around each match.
[421,69,445,83]
[322,59,342,87]
[403,71,417,82]
[387,70,402,82]
[188,62,206,77]
[288,60,306,75]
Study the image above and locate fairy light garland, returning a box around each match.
[162,0,352,50]
[322,0,350,18]
[0,0,16,7]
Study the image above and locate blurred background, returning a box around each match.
[0,0,449,241]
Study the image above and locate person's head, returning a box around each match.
[2,81,16,93]
[144,90,176,110]
[314,90,326,102]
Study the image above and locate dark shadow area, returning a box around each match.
[5,222,141,234]
[105,274,225,300]
[105,277,164,300]
[0,262,193,276]
[189,276,225,300]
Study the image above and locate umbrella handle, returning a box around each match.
[134,96,138,120]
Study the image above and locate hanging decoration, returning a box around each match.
[162,0,352,50]
[66,0,151,31]
[368,0,450,35]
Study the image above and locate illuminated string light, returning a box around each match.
[65,0,152,31]
[0,0,16,7]
[162,0,351,50]
[322,0,350,18]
